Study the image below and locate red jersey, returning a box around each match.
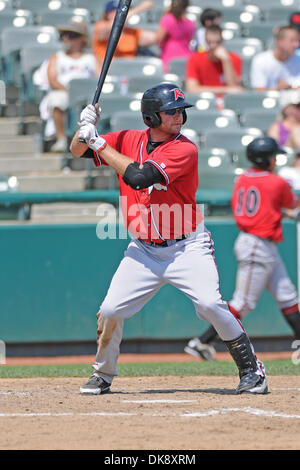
[186,50,242,86]
[95,128,201,242]
[231,168,297,242]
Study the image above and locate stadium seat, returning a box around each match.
[183,109,240,140]
[221,21,242,40]
[224,91,280,117]
[1,25,59,85]
[107,57,163,81]
[110,110,146,132]
[19,42,60,105]
[67,0,107,21]
[65,76,99,139]
[197,147,237,191]
[14,0,69,15]
[36,8,91,26]
[203,128,263,154]
[262,6,297,23]
[0,10,34,33]
[240,109,279,133]
[224,37,263,59]
[126,74,179,94]
[242,23,277,47]
[216,5,261,25]
[184,92,218,111]
[168,58,187,82]
[249,0,298,9]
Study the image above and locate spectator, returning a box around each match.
[250,25,300,91]
[93,0,156,62]
[185,25,243,95]
[278,147,300,190]
[194,7,222,52]
[267,90,300,149]
[154,0,196,73]
[39,20,98,153]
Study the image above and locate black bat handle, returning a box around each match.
[78,0,132,144]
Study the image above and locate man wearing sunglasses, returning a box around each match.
[70,83,268,396]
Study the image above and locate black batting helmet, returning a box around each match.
[141,83,193,128]
[246,136,285,170]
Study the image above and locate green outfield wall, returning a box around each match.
[0,219,297,344]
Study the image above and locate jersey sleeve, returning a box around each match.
[90,130,127,167]
[279,178,298,209]
[144,140,198,185]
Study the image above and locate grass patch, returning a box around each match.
[0,359,299,378]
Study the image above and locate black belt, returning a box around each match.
[141,234,188,247]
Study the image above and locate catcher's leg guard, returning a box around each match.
[225,333,268,394]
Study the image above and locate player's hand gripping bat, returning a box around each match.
[78,0,132,143]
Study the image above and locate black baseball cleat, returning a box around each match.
[236,372,268,394]
[236,360,268,394]
[80,374,111,395]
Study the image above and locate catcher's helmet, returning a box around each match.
[141,83,193,128]
[246,136,284,169]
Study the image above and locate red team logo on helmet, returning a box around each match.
[172,88,184,101]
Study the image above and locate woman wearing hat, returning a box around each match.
[41,20,99,152]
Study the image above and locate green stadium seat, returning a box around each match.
[217,5,261,25]
[110,110,145,131]
[101,93,141,117]
[184,92,218,111]
[263,6,297,23]
[14,0,69,15]
[0,10,33,33]
[168,58,187,81]
[126,74,179,94]
[240,109,279,133]
[107,57,163,81]
[36,8,91,26]
[198,147,237,191]
[203,127,263,154]
[224,91,280,117]
[1,25,59,85]
[242,22,277,47]
[224,37,263,59]
[183,109,240,140]
[65,76,99,138]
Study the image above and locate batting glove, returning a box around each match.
[78,123,107,152]
[79,104,101,127]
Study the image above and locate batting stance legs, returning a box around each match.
[80,229,267,394]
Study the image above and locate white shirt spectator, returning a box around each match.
[250,50,300,89]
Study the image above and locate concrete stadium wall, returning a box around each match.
[0,219,297,345]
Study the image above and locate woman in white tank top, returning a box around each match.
[41,21,99,152]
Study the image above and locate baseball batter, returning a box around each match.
[185,136,300,361]
[70,83,267,395]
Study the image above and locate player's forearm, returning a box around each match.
[70,130,89,157]
[98,144,135,176]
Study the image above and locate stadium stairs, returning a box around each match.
[0,85,117,224]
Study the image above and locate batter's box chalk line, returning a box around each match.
[0,407,300,420]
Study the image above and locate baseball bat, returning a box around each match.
[78,0,132,143]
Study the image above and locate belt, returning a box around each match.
[140,234,189,247]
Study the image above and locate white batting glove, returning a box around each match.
[78,123,107,152]
[79,104,101,126]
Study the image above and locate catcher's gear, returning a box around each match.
[141,83,193,128]
[247,136,285,170]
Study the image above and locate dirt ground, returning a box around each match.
[1,353,300,450]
